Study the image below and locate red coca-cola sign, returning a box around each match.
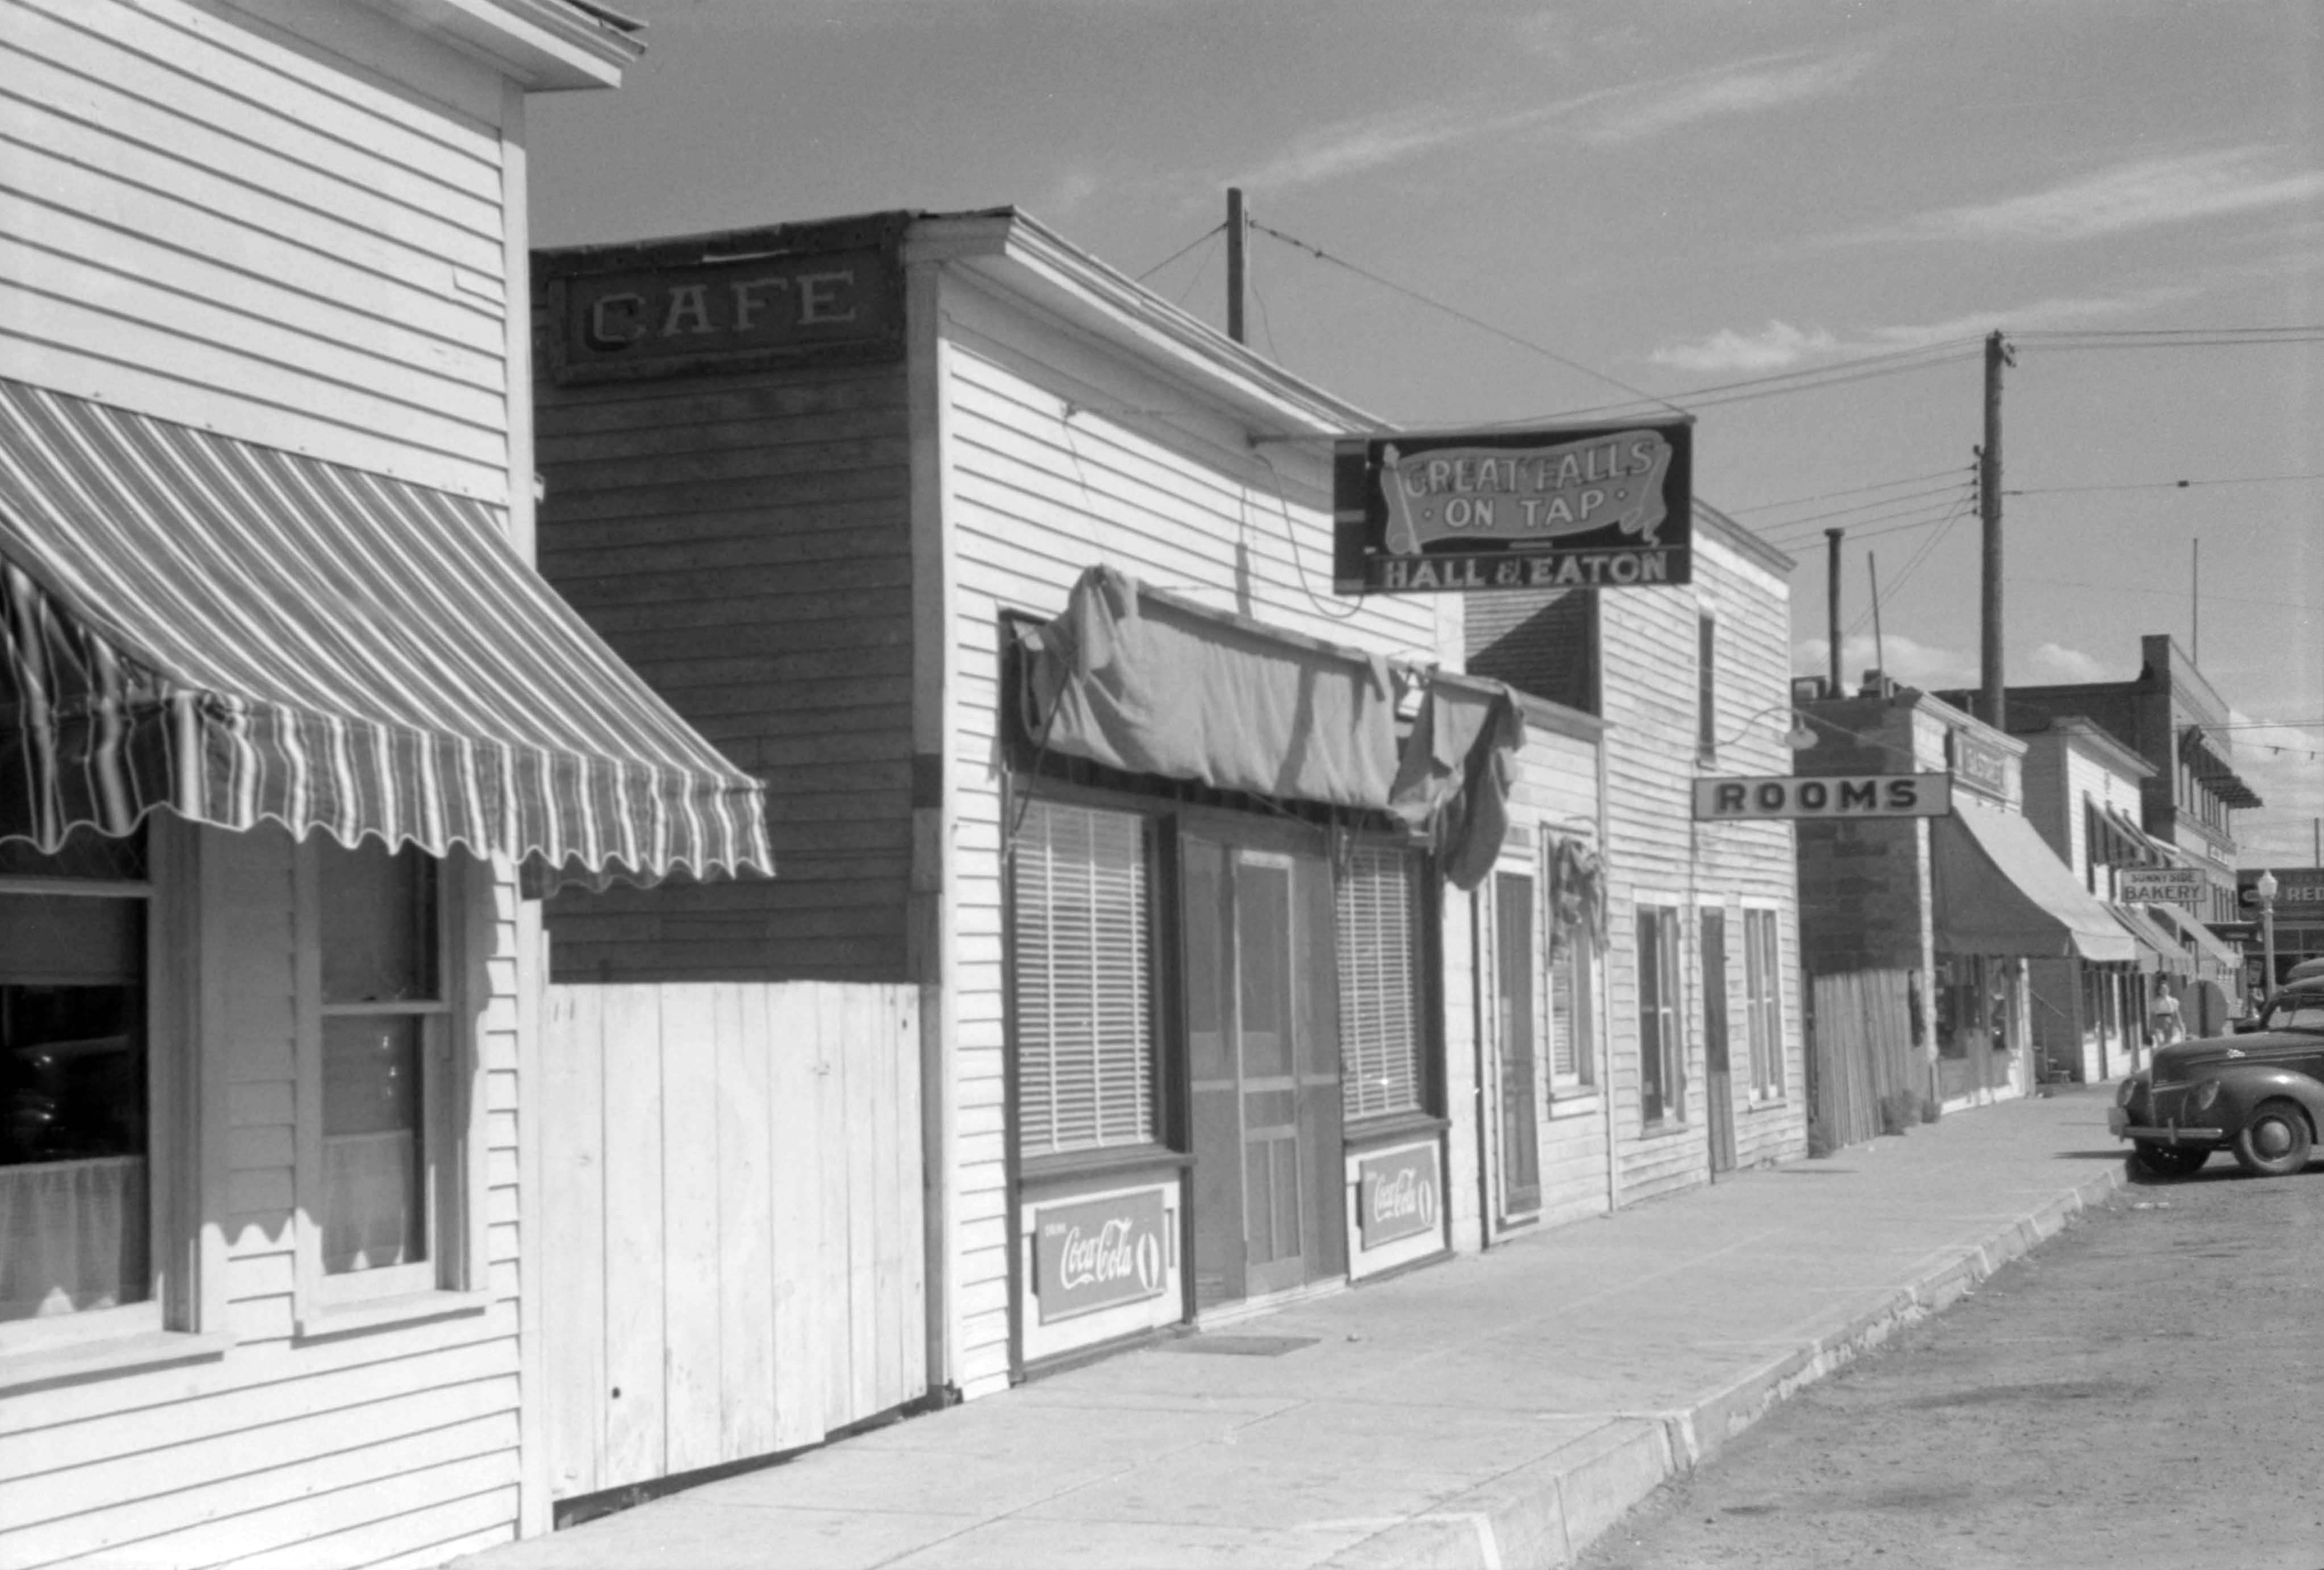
[1357,1146,1441,1250]
[1034,1189,1169,1324]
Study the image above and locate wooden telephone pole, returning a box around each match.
[1978,329,2013,730]
[1225,188,1247,345]
[1826,528,1845,695]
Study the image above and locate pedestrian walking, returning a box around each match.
[2151,977,2184,1046]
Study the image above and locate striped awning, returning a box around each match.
[0,378,770,887]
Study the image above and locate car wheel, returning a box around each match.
[2231,1100,2315,1178]
[2132,1141,2209,1178]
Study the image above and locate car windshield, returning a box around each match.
[2264,996,2324,1032]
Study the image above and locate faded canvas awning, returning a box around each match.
[2111,903,2194,977]
[0,378,770,887]
[1018,565,1400,811]
[2104,802,2181,867]
[1932,799,2136,962]
[1388,672,1525,891]
[2141,899,2244,980]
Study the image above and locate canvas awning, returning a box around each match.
[0,378,770,886]
[1932,798,2136,962]
[2102,803,2180,867]
[2111,903,2194,977]
[1387,672,1525,891]
[2141,899,2244,980]
[1018,565,1400,811]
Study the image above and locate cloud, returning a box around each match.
[1794,631,1977,692]
[1651,284,2203,373]
[2024,642,2115,684]
[1579,49,1879,146]
[1237,46,1878,193]
[1877,147,2324,245]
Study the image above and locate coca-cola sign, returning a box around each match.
[1357,1146,1441,1250]
[1033,1189,1169,1324]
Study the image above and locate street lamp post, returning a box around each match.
[2256,869,2280,1006]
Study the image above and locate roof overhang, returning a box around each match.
[2180,726,2262,809]
[353,0,643,91]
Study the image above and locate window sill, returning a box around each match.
[1342,1112,1448,1149]
[0,1329,236,1397]
[296,1287,492,1342]
[1018,1145,1189,1187]
[1546,1090,1601,1117]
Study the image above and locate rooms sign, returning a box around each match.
[1693,773,1953,820]
[1334,419,1693,594]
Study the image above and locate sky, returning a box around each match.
[531,0,2324,866]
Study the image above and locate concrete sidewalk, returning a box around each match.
[458,1088,2129,1570]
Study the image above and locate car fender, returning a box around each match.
[2210,1066,2324,1135]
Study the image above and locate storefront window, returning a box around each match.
[1337,845,1424,1121]
[1008,800,1157,1158]
[0,829,150,1323]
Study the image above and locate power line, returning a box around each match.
[1528,338,1983,423]
[1247,220,1687,416]
[2005,470,2324,498]
[1759,491,1979,549]
[2008,573,2324,615]
[1728,465,1970,517]
[1752,481,1979,539]
[1135,222,1225,283]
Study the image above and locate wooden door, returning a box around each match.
[1702,910,1735,1175]
[1184,835,1343,1308]
[1495,871,1541,1216]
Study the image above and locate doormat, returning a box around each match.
[1157,1334,1319,1357]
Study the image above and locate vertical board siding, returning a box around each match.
[534,364,918,983]
[0,0,512,500]
[936,305,1445,1392]
[538,982,925,1499]
[1598,532,1807,1203]
[0,831,529,1569]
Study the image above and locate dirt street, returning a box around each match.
[1577,1133,2324,1570]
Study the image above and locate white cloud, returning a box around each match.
[1652,320,1839,373]
[1579,49,1879,146]
[2024,642,2114,684]
[1237,46,1878,193]
[1880,147,2324,245]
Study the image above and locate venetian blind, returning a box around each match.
[1338,846,1422,1121]
[1010,800,1156,1156]
[1744,908,1783,1096]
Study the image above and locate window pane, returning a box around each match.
[1009,801,1155,1158]
[2,896,148,1320]
[321,842,438,1005]
[322,1017,425,1273]
[1337,846,1421,1121]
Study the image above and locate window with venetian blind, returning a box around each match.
[1008,799,1158,1158]
[1337,845,1425,1122]
[1638,903,1682,1124]
[1744,907,1784,1098]
[1549,939,1595,1088]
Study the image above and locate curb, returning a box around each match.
[1325,1159,2129,1569]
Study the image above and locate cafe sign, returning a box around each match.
[2124,869,2207,908]
[1693,773,1953,821]
[1334,419,1693,595]
[541,216,906,384]
[1033,1189,1169,1324]
[1357,1145,1441,1250]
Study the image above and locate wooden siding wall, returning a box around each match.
[1,827,532,1570]
[933,272,1450,1395]
[0,0,515,502]
[1490,717,1609,1233]
[537,982,924,1501]
[1599,533,1808,1204]
[533,360,917,982]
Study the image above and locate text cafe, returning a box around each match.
[1334,419,1694,596]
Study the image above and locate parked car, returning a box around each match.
[2111,977,2324,1178]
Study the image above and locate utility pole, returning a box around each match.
[1225,188,1247,345]
[1978,329,2013,730]
[1825,528,1844,695]
[2191,537,2201,663]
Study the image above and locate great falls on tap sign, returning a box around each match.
[1334,419,1693,594]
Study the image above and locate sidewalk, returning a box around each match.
[458,1088,2128,1570]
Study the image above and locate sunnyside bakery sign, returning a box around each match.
[1334,418,1693,594]
[1033,1189,1170,1324]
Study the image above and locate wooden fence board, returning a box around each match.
[598,986,667,1488]
[657,985,724,1476]
[539,986,605,1501]
[716,984,778,1461]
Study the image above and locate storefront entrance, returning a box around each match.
[1182,832,1346,1309]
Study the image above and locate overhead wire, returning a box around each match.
[1134,222,1226,284]
[1728,466,1969,516]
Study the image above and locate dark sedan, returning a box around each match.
[2111,978,2324,1178]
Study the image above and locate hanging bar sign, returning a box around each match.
[1334,419,1693,594]
[1693,773,1953,820]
